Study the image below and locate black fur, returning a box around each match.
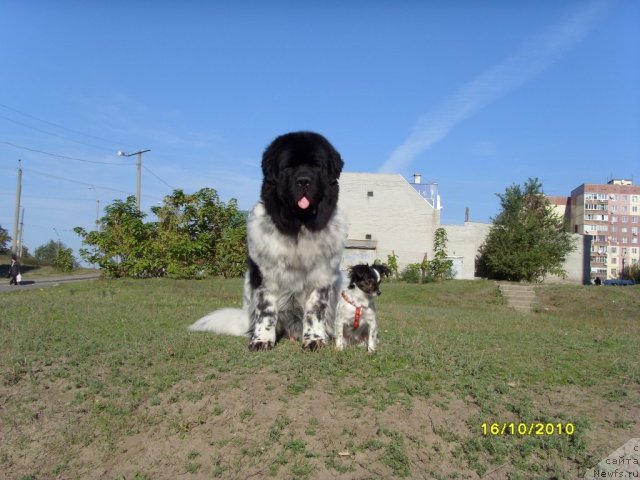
[260,131,344,236]
[347,263,392,296]
[248,258,262,290]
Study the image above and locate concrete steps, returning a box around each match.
[498,282,537,313]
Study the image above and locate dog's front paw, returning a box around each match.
[248,341,274,352]
[303,339,325,351]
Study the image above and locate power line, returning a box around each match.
[23,167,140,197]
[142,164,175,190]
[0,102,136,149]
[1,141,132,165]
[23,223,78,233]
[0,113,123,153]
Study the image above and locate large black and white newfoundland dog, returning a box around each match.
[190,131,347,351]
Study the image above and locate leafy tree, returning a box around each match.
[34,240,78,271]
[75,196,158,277]
[0,225,10,254]
[74,189,247,278]
[54,247,77,272]
[34,240,62,264]
[150,188,246,278]
[429,227,453,281]
[477,178,576,282]
[214,221,248,278]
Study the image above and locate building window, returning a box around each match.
[365,234,372,239]
[632,195,638,203]
[622,216,629,223]
[611,247,618,254]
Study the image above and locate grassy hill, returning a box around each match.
[1,278,638,479]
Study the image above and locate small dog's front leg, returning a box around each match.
[302,287,329,350]
[367,321,378,353]
[248,287,277,351]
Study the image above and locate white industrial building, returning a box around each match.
[338,172,589,283]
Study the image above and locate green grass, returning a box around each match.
[1,278,638,479]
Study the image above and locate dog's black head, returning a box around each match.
[261,131,344,236]
[347,263,391,296]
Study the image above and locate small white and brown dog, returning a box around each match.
[335,263,391,353]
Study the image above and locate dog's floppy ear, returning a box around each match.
[262,135,286,183]
[372,263,392,279]
[310,131,343,180]
[329,150,344,180]
[347,264,366,288]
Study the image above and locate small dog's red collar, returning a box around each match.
[341,290,367,329]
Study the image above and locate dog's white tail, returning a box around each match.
[188,308,250,337]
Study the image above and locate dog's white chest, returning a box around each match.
[247,202,346,291]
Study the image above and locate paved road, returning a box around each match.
[0,272,101,293]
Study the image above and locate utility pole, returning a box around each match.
[18,207,25,258]
[53,227,61,256]
[136,151,142,211]
[12,160,22,255]
[117,149,150,211]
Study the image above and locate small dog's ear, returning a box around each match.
[347,265,367,287]
[372,264,391,279]
[346,265,355,280]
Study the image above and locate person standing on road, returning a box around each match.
[8,253,21,285]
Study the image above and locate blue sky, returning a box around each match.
[1,0,638,261]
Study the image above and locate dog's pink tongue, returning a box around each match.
[298,196,310,209]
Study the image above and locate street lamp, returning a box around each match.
[117,149,150,210]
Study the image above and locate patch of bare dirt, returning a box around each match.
[2,369,482,479]
[2,368,638,479]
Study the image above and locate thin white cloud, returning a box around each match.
[378,1,609,173]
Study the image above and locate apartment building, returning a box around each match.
[569,179,640,280]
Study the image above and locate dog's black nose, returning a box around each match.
[296,176,311,188]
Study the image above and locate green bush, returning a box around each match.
[74,189,247,279]
[402,263,422,283]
